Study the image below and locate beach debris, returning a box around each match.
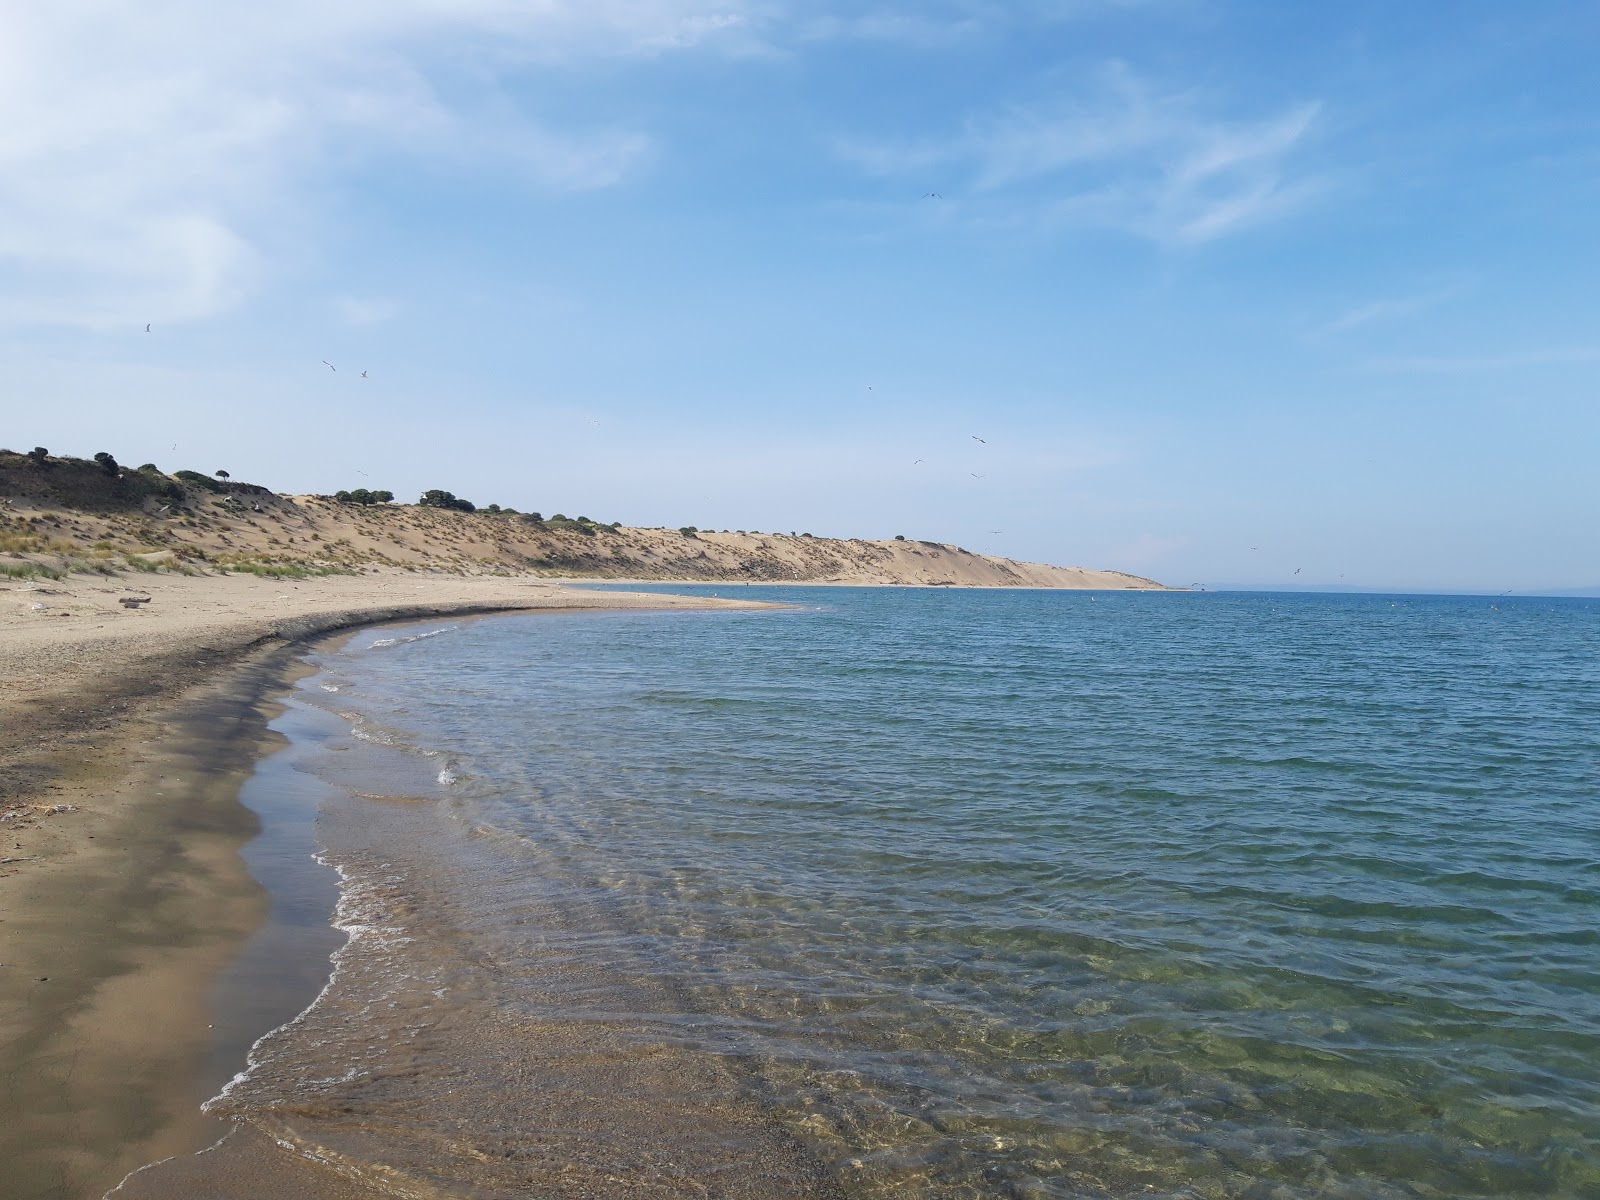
[0,856,37,865]
[119,596,152,608]
[28,601,50,611]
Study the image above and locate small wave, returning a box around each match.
[203,855,412,1115]
[437,767,458,786]
[369,625,457,650]
[319,683,341,693]
[347,722,404,749]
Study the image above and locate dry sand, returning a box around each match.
[1,480,1169,589]
[0,570,776,1200]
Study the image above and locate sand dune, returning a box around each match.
[0,456,1167,590]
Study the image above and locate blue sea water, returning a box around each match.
[229,588,1600,1197]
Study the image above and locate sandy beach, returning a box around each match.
[0,570,776,1200]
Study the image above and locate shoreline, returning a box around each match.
[0,572,777,1200]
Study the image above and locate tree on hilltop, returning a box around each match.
[419,489,475,513]
[334,488,393,505]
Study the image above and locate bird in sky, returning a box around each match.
[1294,568,1302,575]
[972,435,986,443]
[144,323,151,333]
[913,459,925,465]
[355,469,369,477]
[924,192,942,199]
[360,370,369,379]
[989,530,1004,534]
[971,472,985,478]
[322,361,337,371]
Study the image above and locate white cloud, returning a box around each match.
[841,65,1323,243]
[1322,287,1460,334]
[794,0,1170,45]
[0,1,751,328]
[1363,346,1600,373]
[334,296,401,327]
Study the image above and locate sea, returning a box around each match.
[191,587,1600,1198]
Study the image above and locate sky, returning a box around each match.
[3,1,1597,593]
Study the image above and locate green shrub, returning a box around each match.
[679,526,699,539]
[174,469,224,492]
[419,489,475,512]
[545,514,596,536]
[93,451,119,475]
[334,488,393,505]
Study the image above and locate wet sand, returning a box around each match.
[0,572,776,1200]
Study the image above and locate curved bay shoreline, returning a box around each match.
[0,572,777,1200]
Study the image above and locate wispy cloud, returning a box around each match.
[794,0,1173,45]
[334,296,401,327]
[0,1,752,328]
[840,64,1324,243]
[1364,346,1600,372]
[1322,286,1461,335]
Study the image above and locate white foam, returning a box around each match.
[369,625,457,650]
[202,854,413,1115]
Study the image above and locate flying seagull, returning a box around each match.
[924,192,942,199]
[913,459,925,465]
[972,435,986,443]
[144,323,151,333]
[360,370,368,379]
[322,361,336,371]
[1294,568,1302,575]
[971,472,985,479]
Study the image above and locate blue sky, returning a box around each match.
[4,1,1597,592]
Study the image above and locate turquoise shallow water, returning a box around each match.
[236,589,1600,1197]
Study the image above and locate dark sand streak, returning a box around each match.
[0,592,783,1200]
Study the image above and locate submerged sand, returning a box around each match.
[0,570,778,1200]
